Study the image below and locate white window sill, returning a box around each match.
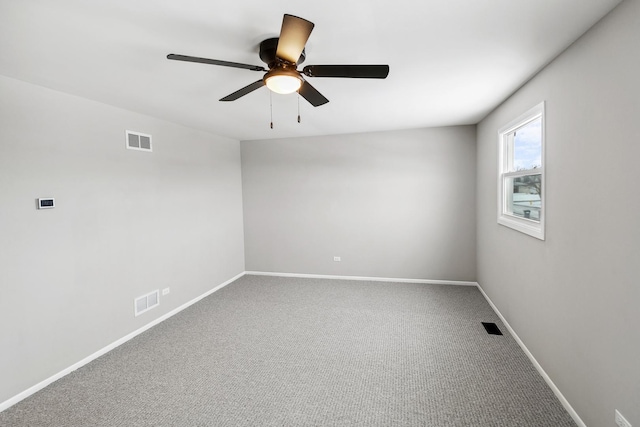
[498,214,545,240]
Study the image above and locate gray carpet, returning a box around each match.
[0,275,577,426]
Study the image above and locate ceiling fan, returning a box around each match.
[167,14,390,107]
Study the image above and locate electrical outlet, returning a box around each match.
[616,410,632,427]
[162,288,170,296]
[333,256,341,262]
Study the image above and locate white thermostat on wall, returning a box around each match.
[38,198,55,209]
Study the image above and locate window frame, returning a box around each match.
[497,102,545,240]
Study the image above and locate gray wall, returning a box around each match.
[0,75,245,405]
[241,127,476,281]
[476,1,640,426]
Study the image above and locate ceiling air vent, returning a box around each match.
[134,290,159,317]
[126,130,152,152]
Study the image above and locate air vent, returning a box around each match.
[481,322,503,335]
[134,290,159,316]
[126,130,152,152]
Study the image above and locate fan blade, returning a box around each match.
[303,65,389,79]
[167,54,266,72]
[220,80,265,101]
[298,80,329,107]
[276,14,314,64]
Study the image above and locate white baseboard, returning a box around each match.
[476,283,587,427]
[245,271,478,286]
[0,271,245,413]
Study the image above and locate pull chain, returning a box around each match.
[269,91,273,129]
[297,92,301,124]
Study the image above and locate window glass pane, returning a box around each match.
[513,117,542,171]
[505,174,542,221]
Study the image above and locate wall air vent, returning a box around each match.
[126,130,152,152]
[134,290,159,317]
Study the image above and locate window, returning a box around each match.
[498,102,545,240]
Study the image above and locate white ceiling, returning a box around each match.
[0,0,622,141]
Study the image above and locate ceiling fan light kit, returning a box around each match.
[167,13,390,108]
[264,67,302,94]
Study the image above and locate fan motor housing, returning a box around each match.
[259,37,305,67]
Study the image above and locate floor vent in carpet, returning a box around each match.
[482,322,503,335]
